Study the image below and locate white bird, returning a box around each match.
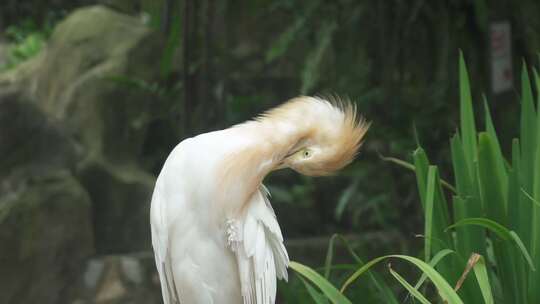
[150,96,369,304]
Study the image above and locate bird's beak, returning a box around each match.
[274,161,288,170]
[276,150,296,170]
[274,147,299,171]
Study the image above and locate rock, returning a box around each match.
[95,264,127,302]
[0,172,94,304]
[84,260,106,290]
[77,159,154,253]
[0,40,8,68]
[0,89,94,304]
[0,5,163,253]
[76,253,162,304]
[120,256,144,284]
[0,88,77,185]
[0,5,163,164]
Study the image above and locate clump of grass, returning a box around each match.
[288,52,539,304]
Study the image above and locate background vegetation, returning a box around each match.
[1,0,540,303]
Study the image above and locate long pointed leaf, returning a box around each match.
[323,234,399,304]
[459,51,478,165]
[380,154,456,193]
[413,249,455,291]
[341,255,464,304]
[447,218,535,270]
[470,254,494,304]
[530,65,540,304]
[290,261,353,304]
[425,166,437,262]
[389,266,432,304]
[299,277,330,304]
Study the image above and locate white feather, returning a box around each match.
[234,187,290,304]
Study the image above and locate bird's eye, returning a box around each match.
[303,149,311,158]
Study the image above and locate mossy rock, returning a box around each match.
[1,6,162,254]
[77,159,154,254]
[77,252,162,304]
[0,5,164,165]
[0,171,93,304]
[0,88,93,304]
[0,88,77,181]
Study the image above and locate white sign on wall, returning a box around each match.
[490,21,513,94]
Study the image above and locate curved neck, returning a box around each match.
[217,119,309,217]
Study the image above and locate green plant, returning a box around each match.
[401,52,537,303]
[1,18,55,70]
[287,53,539,303]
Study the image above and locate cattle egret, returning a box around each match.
[150,96,369,304]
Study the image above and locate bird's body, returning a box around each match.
[151,96,369,304]
[151,127,287,304]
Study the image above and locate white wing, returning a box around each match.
[229,185,289,304]
[150,179,181,304]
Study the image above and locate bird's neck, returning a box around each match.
[217,119,308,217]
[256,118,309,170]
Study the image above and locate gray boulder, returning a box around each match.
[75,252,162,304]
[0,90,94,304]
[77,159,154,253]
[0,89,77,183]
[1,5,163,253]
[1,5,162,163]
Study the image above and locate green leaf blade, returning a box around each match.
[459,51,478,165]
[290,261,353,304]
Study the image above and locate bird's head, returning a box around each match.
[266,96,370,176]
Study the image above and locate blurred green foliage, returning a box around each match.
[96,0,540,240]
[4,0,540,302]
[3,0,540,283]
[287,52,540,304]
[1,20,49,70]
[0,8,71,70]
